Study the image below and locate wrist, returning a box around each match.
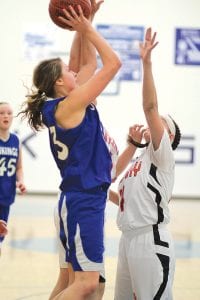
[90,12,95,22]
[142,60,152,67]
[127,135,149,148]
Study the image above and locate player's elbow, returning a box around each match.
[107,58,122,77]
[113,57,122,71]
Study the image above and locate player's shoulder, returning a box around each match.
[9,132,20,145]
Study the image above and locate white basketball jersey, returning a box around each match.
[103,127,119,182]
[117,130,175,231]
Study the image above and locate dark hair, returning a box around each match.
[170,117,181,150]
[19,58,62,131]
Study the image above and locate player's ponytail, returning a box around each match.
[19,57,62,131]
[21,90,47,131]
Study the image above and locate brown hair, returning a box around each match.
[19,57,62,131]
[0,102,9,105]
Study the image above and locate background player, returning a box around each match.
[0,102,26,255]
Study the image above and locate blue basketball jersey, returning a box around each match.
[42,97,112,191]
[0,133,20,206]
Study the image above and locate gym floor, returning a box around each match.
[0,194,200,300]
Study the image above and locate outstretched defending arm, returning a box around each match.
[57,5,121,110]
[140,28,164,150]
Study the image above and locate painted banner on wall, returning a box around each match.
[175,28,200,65]
[97,24,144,81]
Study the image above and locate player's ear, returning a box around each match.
[55,77,64,86]
[169,133,175,143]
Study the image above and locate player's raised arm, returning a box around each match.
[58,5,121,108]
[69,0,104,82]
[140,27,164,150]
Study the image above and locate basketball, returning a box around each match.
[49,0,91,29]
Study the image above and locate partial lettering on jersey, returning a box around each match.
[0,147,18,157]
[102,127,119,181]
[0,147,18,177]
[49,126,69,160]
[0,156,17,177]
[124,160,142,179]
[119,186,125,212]
[118,160,142,211]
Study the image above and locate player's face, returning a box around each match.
[60,63,77,91]
[0,104,13,131]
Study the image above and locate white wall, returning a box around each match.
[0,0,199,196]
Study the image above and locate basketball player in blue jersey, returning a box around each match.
[19,2,121,299]
[0,102,26,255]
[47,2,117,299]
[109,28,181,300]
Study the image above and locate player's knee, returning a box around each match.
[81,276,99,296]
[86,280,99,295]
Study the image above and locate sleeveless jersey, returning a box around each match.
[117,130,175,231]
[0,133,20,206]
[41,98,112,191]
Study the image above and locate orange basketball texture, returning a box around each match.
[49,0,91,29]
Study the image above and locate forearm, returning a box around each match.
[108,189,119,206]
[16,167,24,183]
[142,62,158,113]
[68,3,100,72]
[16,155,26,194]
[80,34,96,69]
[116,144,136,177]
[16,149,24,183]
[85,27,121,69]
[68,32,81,73]
[75,33,97,85]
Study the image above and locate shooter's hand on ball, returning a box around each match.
[59,5,91,32]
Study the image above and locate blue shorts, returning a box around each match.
[57,186,108,273]
[0,204,10,243]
